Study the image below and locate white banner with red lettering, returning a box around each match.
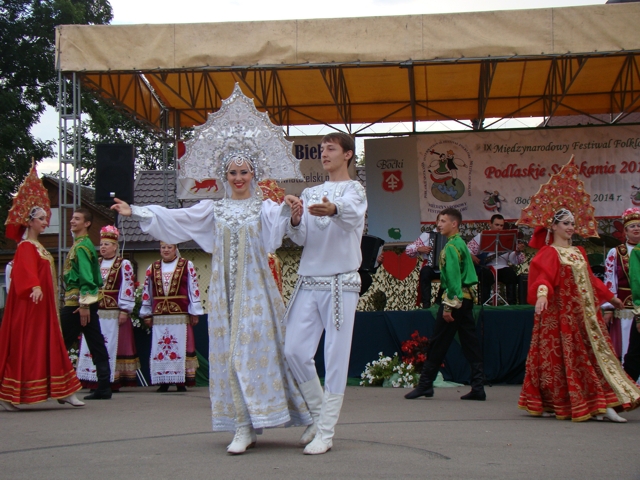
[364,125,640,243]
[416,125,640,222]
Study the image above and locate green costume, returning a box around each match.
[439,233,478,308]
[63,234,102,307]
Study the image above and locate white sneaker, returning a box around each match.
[226,426,257,454]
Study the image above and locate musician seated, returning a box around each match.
[467,214,525,305]
[405,224,445,308]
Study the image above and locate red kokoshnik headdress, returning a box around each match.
[5,164,51,242]
[517,155,598,248]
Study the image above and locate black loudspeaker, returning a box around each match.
[95,143,135,205]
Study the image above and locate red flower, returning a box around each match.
[142,293,150,301]
[157,352,164,360]
[164,337,171,344]
[125,288,132,296]
[400,330,430,371]
[169,352,177,360]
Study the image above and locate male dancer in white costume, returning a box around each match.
[284,132,367,455]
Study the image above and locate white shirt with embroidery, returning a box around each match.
[287,180,367,276]
[100,257,136,312]
[139,258,204,317]
[602,243,635,311]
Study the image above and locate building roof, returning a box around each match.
[120,170,199,249]
[43,175,115,220]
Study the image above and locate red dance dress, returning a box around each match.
[518,245,640,421]
[0,240,81,404]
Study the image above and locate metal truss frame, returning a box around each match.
[57,71,82,288]
[71,51,640,140]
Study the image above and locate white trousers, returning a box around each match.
[284,289,358,394]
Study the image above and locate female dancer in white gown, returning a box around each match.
[112,155,311,454]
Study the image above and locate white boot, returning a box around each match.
[298,377,324,446]
[595,407,627,423]
[226,425,257,454]
[57,393,85,407]
[303,392,344,455]
[0,400,19,412]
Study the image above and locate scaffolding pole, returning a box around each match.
[57,71,82,292]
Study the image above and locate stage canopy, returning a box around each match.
[55,3,640,133]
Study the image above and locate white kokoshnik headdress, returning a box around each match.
[178,83,303,193]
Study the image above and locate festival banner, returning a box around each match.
[416,125,640,222]
[364,137,422,243]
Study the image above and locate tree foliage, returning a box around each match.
[77,95,171,186]
[0,0,113,242]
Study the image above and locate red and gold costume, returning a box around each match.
[517,157,640,421]
[140,255,202,386]
[100,254,139,387]
[0,166,81,405]
[77,226,139,389]
[519,245,640,420]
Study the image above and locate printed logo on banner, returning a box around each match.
[382,170,403,192]
[423,144,472,203]
[482,190,505,212]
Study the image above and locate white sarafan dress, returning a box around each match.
[132,195,311,432]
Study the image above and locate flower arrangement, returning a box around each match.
[130,283,150,333]
[67,346,79,368]
[400,330,429,371]
[360,352,417,388]
[360,331,430,388]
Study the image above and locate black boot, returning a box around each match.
[84,361,112,400]
[156,384,169,393]
[405,361,436,399]
[460,362,486,401]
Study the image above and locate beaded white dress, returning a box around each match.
[132,196,311,432]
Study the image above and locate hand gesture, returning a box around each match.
[610,297,624,311]
[443,311,454,323]
[30,286,43,304]
[118,311,129,326]
[190,315,199,326]
[308,197,336,217]
[417,246,432,254]
[535,296,548,314]
[74,306,91,326]
[285,195,303,226]
[110,198,132,216]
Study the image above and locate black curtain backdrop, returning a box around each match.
[133,307,534,386]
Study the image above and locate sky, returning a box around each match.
[33,0,606,174]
